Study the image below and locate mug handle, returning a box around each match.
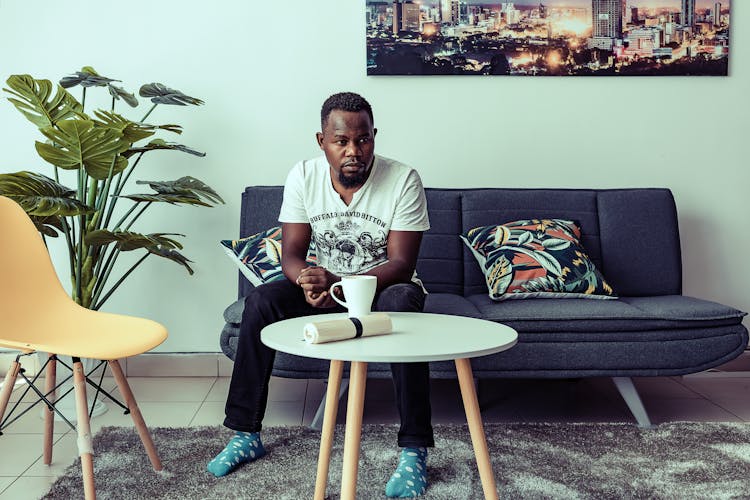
[329,282,347,308]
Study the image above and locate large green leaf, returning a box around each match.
[0,171,92,216]
[35,120,130,179]
[59,70,117,89]
[93,110,155,143]
[147,245,194,275]
[151,123,183,134]
[139,83,204,106]
[153,123,184,134]
[4,75,83,128]
[122,138,204,158]
[107,84,138,107]
[59,66,137,106]
[116,193,212,207]
[85,230,184,251]
[30,215,65,237]
[136,176,224,205]
[93,111,182,141]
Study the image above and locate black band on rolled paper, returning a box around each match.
[349,317,364,338]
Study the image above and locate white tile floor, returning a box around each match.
[1,355,749,499]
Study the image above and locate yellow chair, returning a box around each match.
[0,195,167,499]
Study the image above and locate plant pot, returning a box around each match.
[36,353,108,422]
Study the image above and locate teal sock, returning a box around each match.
[385,447,428,498]
[207,431,266,477]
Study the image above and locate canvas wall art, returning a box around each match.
[366,0,730,75]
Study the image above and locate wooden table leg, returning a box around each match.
[314,360,344,500]
[340,361,367,500]
[455,358,499,500]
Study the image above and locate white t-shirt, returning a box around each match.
[279,154,429,287]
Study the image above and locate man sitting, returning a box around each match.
[208,92,433,498]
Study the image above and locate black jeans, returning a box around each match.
[224,279,434,448]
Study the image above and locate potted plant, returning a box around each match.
[0,66,222,309]
[0,66,223,418]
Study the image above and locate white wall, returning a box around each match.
[1,0,747,352]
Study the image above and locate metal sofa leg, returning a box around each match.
[612,377,652,428]
[310,378,349,431]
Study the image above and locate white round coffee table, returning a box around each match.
[261,312,517,500]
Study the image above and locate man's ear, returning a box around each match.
[373,128,378,137]
[316,132,324,149]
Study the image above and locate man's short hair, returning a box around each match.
[321,92,374,129]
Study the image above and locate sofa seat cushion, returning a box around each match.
[467,294,747,333]
[424,293,482,317]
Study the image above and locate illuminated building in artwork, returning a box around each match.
[392,0,401,34]
[713,2,721,26]
[501,3,521,25]
[624,27,661,57]
[402,2,420,31]
[589,0,624,50]
[441,0,454,24]
[459,1,469,24]
[681,0,695,26]
[369,2,390,28]
[392,0,418,33]
[663,21,677,44]
[451,0,460,24]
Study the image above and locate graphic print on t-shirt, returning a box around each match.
[312,216,387,274]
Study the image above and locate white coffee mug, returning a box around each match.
[329,275,377,318]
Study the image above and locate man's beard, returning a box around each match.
[338,168,368,189]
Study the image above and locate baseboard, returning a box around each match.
[3,348,747,379]
[125,353,217,377]
[0,352,234,378]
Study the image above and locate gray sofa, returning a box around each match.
[220,186,748,427]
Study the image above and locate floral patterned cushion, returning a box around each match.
[460,218,617,301]
[221,226,317,287]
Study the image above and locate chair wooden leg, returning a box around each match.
[108,359,162,471]
[44,353,57,465]
[73,359,96,500]
[0,361,21,425]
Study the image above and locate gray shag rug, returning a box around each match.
[42,422,750,499]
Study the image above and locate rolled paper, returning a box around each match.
[303,313,393,344]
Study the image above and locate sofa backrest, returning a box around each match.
[238,186,284,298]
[239,186,682,299]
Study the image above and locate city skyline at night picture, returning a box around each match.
[366,1,730,75]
